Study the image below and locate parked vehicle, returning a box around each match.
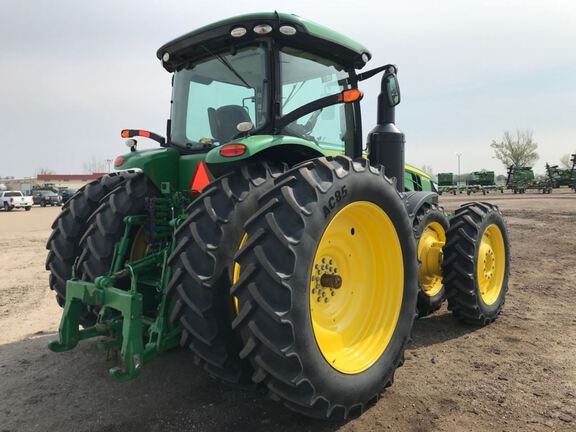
[32,190,61,207]
[1,191,33,211]
[58,188,77,204]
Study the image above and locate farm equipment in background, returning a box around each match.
[437,172,459,195]
[531,163,559,194]
[46,13,511,420]
[506,165,534,193]
[465,171,503,195]
[571,154,576,192]
[554,158,576,189]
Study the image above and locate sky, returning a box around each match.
[1,0,575,178]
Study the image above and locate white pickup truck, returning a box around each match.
[1,191,33,211]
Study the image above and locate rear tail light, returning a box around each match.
[114,156,125,167]
[220,144,247,157]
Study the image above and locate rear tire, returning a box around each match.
[232,157,418,419]
[4,203,11,212]
[25,206,31,211]
[45,172,134,326]
[413,203,449,318]
[167,163,286,387]
[443,202,510,325]
[76,174,158,286]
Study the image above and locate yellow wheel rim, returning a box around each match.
[418,222,446,297]
[310,201,404,374]
[477,224,505,305]
[232,233,249,313]
[129,226,150,261]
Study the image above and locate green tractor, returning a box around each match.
[46,13,511,420]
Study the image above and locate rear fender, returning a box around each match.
[205,135,330,177]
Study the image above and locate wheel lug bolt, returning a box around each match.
[324,297,329,303]
[322,258,326,264]
[317,297,322,302]
[329,259,333,265]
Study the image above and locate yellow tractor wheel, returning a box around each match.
[232,156,418,420]
[443,202,510,325]
[413,203,449,317]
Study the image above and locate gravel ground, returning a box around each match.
[1,190,575,431]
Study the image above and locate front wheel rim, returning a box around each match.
[418,222,446,297]
[310,201,404,375]
[477,224,505,305]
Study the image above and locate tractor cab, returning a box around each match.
[159,13,369,164]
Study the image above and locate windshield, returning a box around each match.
[170,45,269,150]
[280,47,353,152]
[5,192,22,197]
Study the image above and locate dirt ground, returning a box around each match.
[1,190,575,432]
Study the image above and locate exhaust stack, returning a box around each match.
[367,66,405,192]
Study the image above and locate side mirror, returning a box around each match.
[385,73,401,107]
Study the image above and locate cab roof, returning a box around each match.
[157,12,371,72]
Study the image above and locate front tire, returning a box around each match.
[232,157,418,419]
[413,203,449,318]
[167,163,285,387]
[443,202,510,325]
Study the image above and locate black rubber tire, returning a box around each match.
[25,206,31,211]
[4,203,11,212]
[442,202,510,325]
[413,202,450,318]
[167,163,286,387]
[45,172,134,326]
[76,174,159,289]
[41,200,46,207]
[232,156,418,420]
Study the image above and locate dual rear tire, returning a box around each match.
[231,157,418,419]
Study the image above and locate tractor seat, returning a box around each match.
[208,105,251,144]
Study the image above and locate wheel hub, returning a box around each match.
[312,258,342,303]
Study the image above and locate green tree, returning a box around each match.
[491,129,539,168]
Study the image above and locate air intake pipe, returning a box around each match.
[367,65,405,192]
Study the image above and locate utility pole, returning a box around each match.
[106,159,113,173]
[456,152,462,191]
